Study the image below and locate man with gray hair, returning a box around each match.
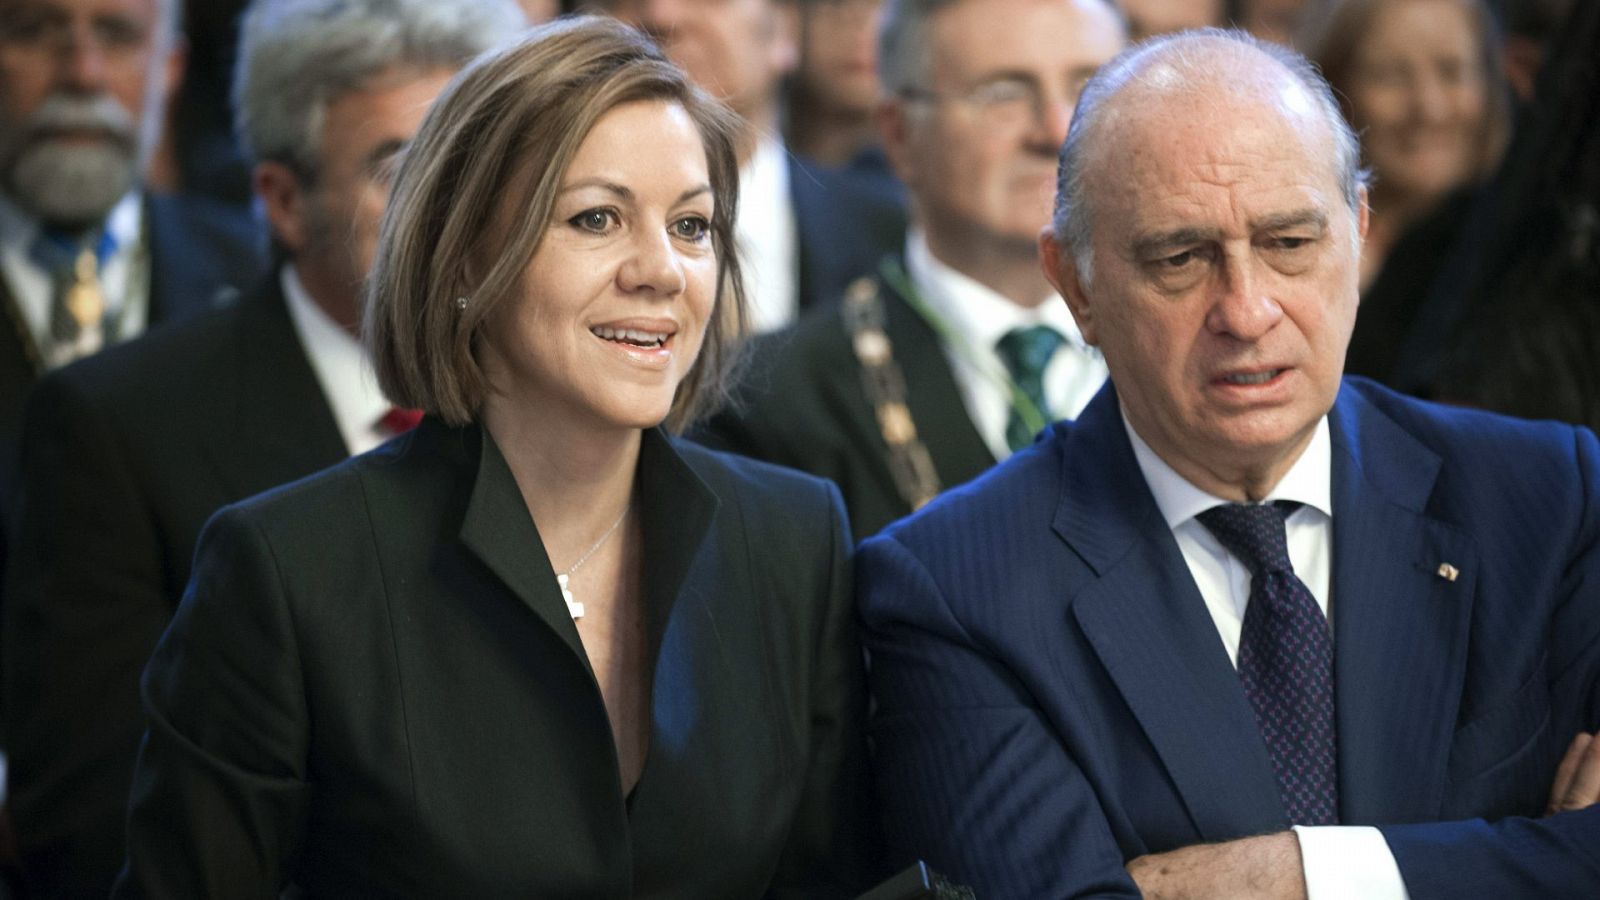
[1,0,523,892]
[703,0,1124,539]
[860,29,1600,898]
[0,0,264,550]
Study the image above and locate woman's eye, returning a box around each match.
[569,209,617,233]
[672,216,710,241]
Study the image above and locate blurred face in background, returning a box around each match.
[0,0,180,226]
[1345,0,1490,205]
[795,0,881,118]
[259,66,456,331]
[601,0,796,126]
[885,0,1123,263]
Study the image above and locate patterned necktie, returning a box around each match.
[1195,501,1339,825]
[31,228,115,364]
[995,325,1064,452]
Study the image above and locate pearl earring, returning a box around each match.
[455,296,468,311]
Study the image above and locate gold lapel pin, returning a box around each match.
[1436,563,1460,582]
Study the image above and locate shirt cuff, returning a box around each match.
[1293,825,1411,900]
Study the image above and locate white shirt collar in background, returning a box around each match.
[906,228,1106,460]
[280,265,389,455]
[736,133,798,334]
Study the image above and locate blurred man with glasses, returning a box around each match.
[704,0,1124,539]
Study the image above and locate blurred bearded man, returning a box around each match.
[0,0,265,527]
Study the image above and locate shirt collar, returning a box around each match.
[0,190,142,254]
[903,228,1086,353]
[1122,407,1334,529]
[280,265,389,444]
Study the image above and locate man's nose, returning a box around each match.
[1026,92,1075,155]
[1205,255,1283,340]
[57,23,113,94]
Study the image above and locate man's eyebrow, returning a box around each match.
[364,139,408,172]
[1131,227,1217,259]
[1252,209,1328,233]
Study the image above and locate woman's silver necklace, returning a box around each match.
[556,502,631,620]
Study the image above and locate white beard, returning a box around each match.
[7,140,136,227]
[0,93,141,229]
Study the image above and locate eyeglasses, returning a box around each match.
[0,11,152,63]
[898,76,1081,130]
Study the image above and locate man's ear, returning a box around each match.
[254,161,309,253]
[876,98,916,187]
[1040,226,1098,346]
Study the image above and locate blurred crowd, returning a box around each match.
[0,0,1596,894]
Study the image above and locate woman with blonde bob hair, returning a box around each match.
[118,17,878,896]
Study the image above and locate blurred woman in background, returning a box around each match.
[1309,0,1511,383]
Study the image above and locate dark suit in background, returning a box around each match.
[116,423,876,897]
[859,379,1600,898]
[1,273,342,896]
[790,156,907,317]
[701,260,992,539]
[0,192,264,572]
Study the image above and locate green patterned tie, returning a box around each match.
[995,325,1065,452]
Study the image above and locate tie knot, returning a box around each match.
[995,325,1064,382]
[1195,501,1301,576]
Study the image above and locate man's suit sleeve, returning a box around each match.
[2,373,175,896]
[1380,423,1600,898]
[115,505,310,897]
[858,532,1141,899]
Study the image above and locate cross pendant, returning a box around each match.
[555,573,584,619]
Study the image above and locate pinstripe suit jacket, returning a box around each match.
[858,377,1600,899]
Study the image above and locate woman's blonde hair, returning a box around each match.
[1304,0,1511,190]
[365,15,747,432]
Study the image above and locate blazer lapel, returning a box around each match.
[880,271,997,487]
[457,428,720,689]
[1327,385,1476,824]
[458,425,591,674]
[204,272,346,499]
[1059,385,1288,839]
[633,431,718,661]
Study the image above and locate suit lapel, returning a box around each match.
[1059,385,1289,839]
[879,270,996,488]
[203,273,346,499]
[1327,385,1476,824]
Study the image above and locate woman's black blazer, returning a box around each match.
[116,419,878,897]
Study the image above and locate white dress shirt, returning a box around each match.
[0,191,148,367]
[280,266,392,455]
[736,133,799,334]
[906,229,1106,460]
[1122,412,1411,900]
